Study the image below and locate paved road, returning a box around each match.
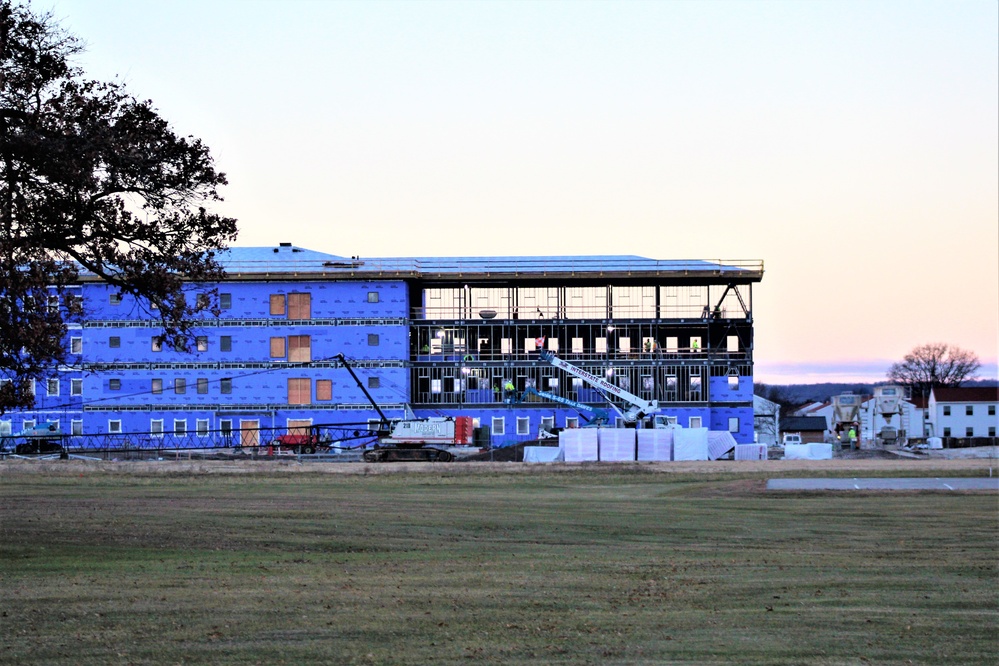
[767,477,999,491]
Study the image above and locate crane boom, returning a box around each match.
[537,350,659,422]
[520,386,612,425]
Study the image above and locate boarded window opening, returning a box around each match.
[288,378,310,405]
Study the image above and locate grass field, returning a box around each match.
[1,462,997,664]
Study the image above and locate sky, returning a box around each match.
[42,0,999,384]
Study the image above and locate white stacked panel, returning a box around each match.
[808,443,833,459]
[782,444,810,459]
[734,444,768,460]
[559,428,599,462]
[707,431,737,460]
[637,429,673,461]
[523,446,562,463]
[598,429,636,461]
[673,427,709,461]
[783,443,834,460]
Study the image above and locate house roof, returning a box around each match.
[212,244,765,282]
[781,416,828,432]
[932,386,999,403]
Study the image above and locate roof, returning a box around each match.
[781,416,828,432]
[931,387,999,403]
[215,244,765,282]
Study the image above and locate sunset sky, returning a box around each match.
[47,0,998,383]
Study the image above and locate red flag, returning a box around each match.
[535,336,546,348]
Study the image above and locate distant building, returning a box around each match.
[0,245,765,449]
[779,416,827,444]
[927,387,999,439]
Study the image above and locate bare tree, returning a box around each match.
[0,1,237,412]
[886,343,981,399]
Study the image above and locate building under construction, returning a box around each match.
[1,245,764,449]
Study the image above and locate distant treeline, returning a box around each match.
[763,378,999,404]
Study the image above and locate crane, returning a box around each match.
[536,350,660,424]
[518,385,613,427]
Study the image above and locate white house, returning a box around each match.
[927,387,999,439]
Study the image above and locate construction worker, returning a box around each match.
[503,379,516,404]
[848,427,857,450]
[691,338,700,353]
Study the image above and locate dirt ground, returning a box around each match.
[1,450,995,477]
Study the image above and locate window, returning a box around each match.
[71,420,83,436]
[174,419,187,436]
[196,336,208,352]
[431,378,442,394]
[943,427,951,437]
[491,416,505,436]
[595,337,607,353]
[728,375,739,389]
[47,294,59,312]
[541,416,554,432]
[367,291,379,303]
[689,416,702,429]
[727,336,739,353]
[197,378,208,394]
[71,379,82,396]
[368,377,380,389]
[368,333,380,346]
[517,417,530,435]
[288,378,310,405]
[109,293,121,305]
[571,337,584,353]
[618,336,631,353]
[501,338,512,354]
[524,337,537,353]
[642,375,654,391]
[269,293,286,316]
[943,406,951,416]
[966,405,974,416]
[196,293,211,309]
[174,378,186,394]
[666,337,678,353]
[220,293,232,309]
[109,379,121,391]
[71,337,82,354]
[109,336,121,348]
[196,419,210,437]
[966,427,974,437]
[47,379,59,396]
[989,406,996,416]
[690,375,702,394]
[220,336,232,352]
[288,292,311,319]
[152,378,163,395]
[316,379,332,401]
[152,336,163,352]
[566,417,579,429]
[150,420,163,437]
[288,335,311,362]
[989,427,996,437]
[728,417,740,433]
[108,420,122,434]
[270,337,286,358]
[220,420,233,437]
[547,338,559,352]
[23,419,35,431]
[220,378,232,394]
